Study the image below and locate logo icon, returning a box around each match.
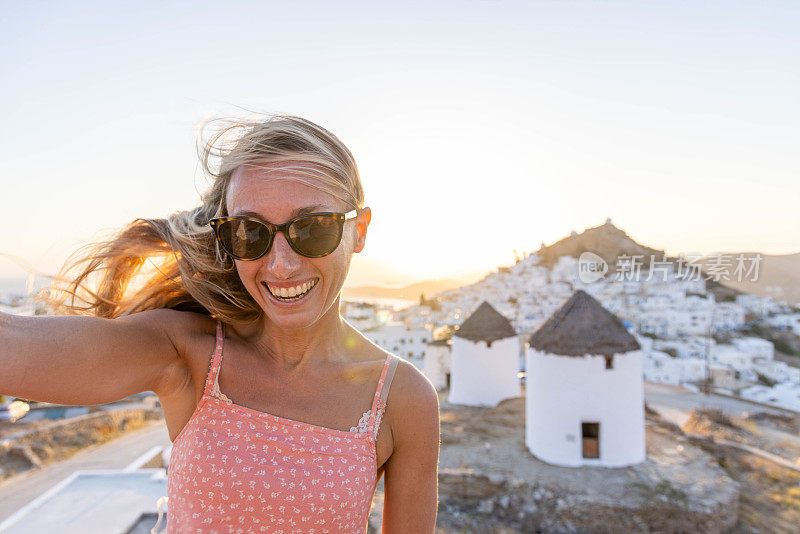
[578,252,608,283]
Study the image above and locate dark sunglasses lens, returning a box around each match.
[217,219,272,259]
[288,215,342,257]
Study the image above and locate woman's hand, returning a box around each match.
[381,361,440,533]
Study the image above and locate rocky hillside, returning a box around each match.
[535,220,667,270]
[695,252,800,307]
[534,220,798,306]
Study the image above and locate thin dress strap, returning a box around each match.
[202,319,226,398]
[367,354,399,439]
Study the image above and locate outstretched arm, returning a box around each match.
[381,362,440,533]
[0,308,188,405]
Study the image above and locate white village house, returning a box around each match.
[423,338,451,391]
[341,301,381,331]
[526,290,646,468]
[448,301,521,407]
[361,321,431,369]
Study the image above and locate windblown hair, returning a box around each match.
[47,114,364,327]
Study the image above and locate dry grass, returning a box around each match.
[726,450,800,534]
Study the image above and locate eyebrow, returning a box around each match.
[232,204,329,220]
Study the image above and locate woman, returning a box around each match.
[0,115,440,532]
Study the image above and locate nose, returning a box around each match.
[265,229,302,277]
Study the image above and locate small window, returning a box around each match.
[582,422,600,459]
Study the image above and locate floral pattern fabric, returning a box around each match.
[166,320,397,533]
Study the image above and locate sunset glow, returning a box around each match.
[2,2,798,288]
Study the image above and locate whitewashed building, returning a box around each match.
[752,358,800,384]
[362,321,431,368]
[342,301,380,331]
[740,383,800,412]
[732,336,775,360]
[714,302,746,331]
[654,336,713,360]
[642,351,707,385]
[448,301,520,406]
[423,339,451,391]
[526,290,646,468]
[737,293,789,319]
[765,313,800,335]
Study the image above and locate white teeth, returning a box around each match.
[267,280,316,301]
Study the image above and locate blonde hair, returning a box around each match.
[47,114,364,326]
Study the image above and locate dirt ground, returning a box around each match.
[0,408,160,481]
[0,418,55,439]
[420,393,800,533]
[683,409,800,534]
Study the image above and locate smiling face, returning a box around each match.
[225,163,369,331]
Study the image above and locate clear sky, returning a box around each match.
[1,1,798,286]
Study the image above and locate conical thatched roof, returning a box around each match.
[455,301,516,343]
[529,290,640,357]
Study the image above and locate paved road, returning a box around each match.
[644,381,787,426]
[0,421,171,523]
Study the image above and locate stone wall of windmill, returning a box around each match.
[525,290,646,468]
[447,301,521,407]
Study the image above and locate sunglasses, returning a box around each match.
[209,209,359,260]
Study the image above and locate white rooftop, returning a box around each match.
[0,469,167,534]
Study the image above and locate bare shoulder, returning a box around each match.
[118,308,216,356]
[341,323,439,446]
[386,357,440,447]
[389,358,439,410]
[118,308,217,395]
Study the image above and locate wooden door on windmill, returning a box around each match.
[581,422,600,458]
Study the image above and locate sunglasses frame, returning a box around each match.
[209,209,360,260]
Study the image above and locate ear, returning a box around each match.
[353,207,371,253]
